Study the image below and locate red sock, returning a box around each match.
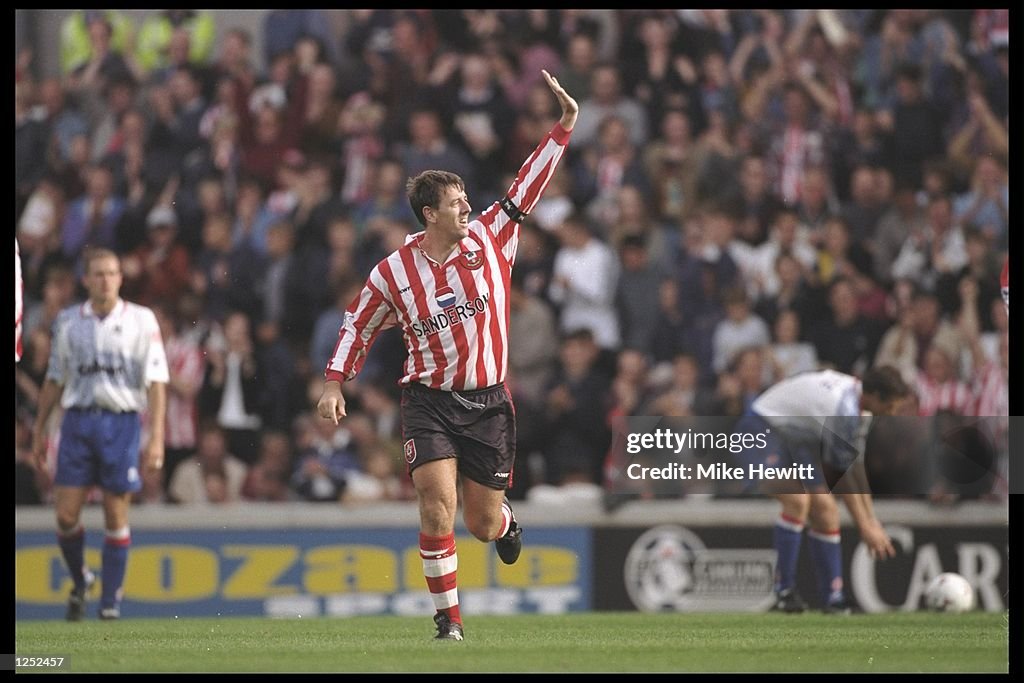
[419,532,460,624]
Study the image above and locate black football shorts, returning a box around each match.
[400,382,516,490]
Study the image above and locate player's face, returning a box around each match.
[84,256,122,305]
[430,185,471,241]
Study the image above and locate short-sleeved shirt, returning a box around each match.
[47,299,169,413]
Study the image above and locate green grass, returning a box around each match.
[15,612,1008,673]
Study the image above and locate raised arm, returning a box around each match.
[476,70,578,262]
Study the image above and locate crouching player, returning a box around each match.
[734,366,913,613]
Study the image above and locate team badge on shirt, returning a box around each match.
[435,287,457,309]
[404,439,417,464]
[460,250,483,270]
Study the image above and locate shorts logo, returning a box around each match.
[494,472,510,478]
[435,287,456,309]
[127,467,139,483]
[404,439,417,464]
[461,250,483,270]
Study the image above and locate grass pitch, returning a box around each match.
[15,612,1007,673]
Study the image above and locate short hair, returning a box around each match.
[83,247,120,273]
[862,365,912,403]
[406,170,465,227]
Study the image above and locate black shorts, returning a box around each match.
[401,382,516,490]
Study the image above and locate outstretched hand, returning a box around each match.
[542,69,579,131]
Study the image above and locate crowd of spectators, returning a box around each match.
[15,9,1009,506]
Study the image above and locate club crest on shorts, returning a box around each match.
[435,286,456,309]
[404,439,417,464]
[460,249,483,270]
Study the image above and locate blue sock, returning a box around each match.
[773,515,804,594]
[57,526,86,591]
[808,529,844,605]
[101,529,130,609]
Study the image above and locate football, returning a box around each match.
[925,573,975,613]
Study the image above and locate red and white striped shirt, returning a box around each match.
[914,370,975,417]
[972,360,1007,418]
[326,123,571,391]
[164,334,206,449]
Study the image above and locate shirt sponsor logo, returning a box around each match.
[411,293,490,338]
[77,360,126,378]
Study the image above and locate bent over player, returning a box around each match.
[318,70,577,641]
[32,248,168,620]
[735,366,912,613]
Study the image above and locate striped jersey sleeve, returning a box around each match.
[474,122,572,265]
[324,267,398,383]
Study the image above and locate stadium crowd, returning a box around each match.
[15,9,1009,506]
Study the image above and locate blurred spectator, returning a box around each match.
[60,10,135,76]
[874,287,962,384]
[300,63,342,154]
[12,79,42,198]
[262,10,338,69]
[884,62,945,189]
[946,86,1008,179]
[549,214,621,350]
[508,271,559,408]
[60,163,125,268]
[137,10,217,74]
[558,32,599,101]
[648,279,689,364]
[768,308,818,380]
[891,194,966,290]
[242,431,293,502]
[446,52,515,197]
[399,108,476,200]
[766,82,828,206]
[572,63,649,148]
[341,443,404,504]
[200,311,264,463]
[574,115,650,232]
[646,352,709,417]
[291,415,361,502]
[542,329,612,485]
[873,180,928,285]
[952,155,1008,244]
[154,305,205,489]
[793,165,836,238]
[840,165,889,245]
[66,13,142,92]
[337,92,388,205]
[730,155,783,247]
[616,235,667,355]
[192,213,265,322]
[808,277,883,375]
[712,287,771,374]
[120,205,191,307]
[644,108,701,224]
[914,341,974,417]
[169,423,249,504]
